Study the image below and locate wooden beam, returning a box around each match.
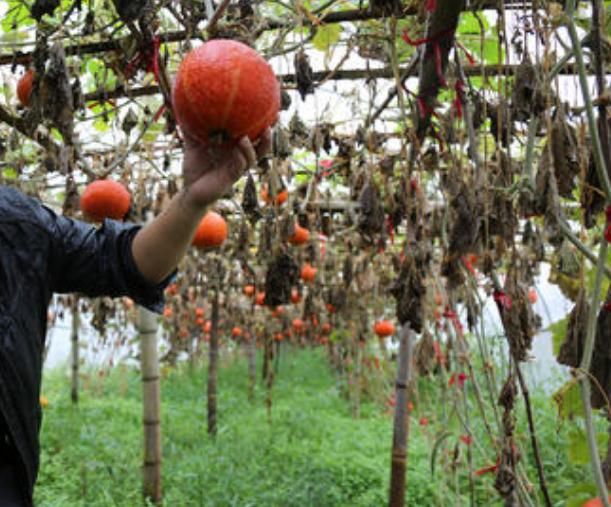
[81,62,588,103]
[0,3,534,67]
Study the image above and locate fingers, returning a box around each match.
[238,136,257,169]
[254,128,273,160]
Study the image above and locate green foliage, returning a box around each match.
[553,378,584,421]
[457,12,503,65]
[1,1,34,32]
[312,24,342,52]
[36,348,606,507]
[549,316,568,357]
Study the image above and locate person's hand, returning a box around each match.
[181,128,273,211]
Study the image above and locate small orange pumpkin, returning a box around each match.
[80,179,131,222]
[373,320,395,338]
[192,211,228,248]
[289,224,310,245]
[300,263,317,283]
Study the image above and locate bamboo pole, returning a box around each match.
[70,295,80,404]
[207,286,220,437]
[388,325,414,507]
[139,305,162,504]
[246,330,257,403]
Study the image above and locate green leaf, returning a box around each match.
[568,428,591,464]
[552,378,584,420]
[567,427,607,465]
[312,24,342,52]
[548,316,568,356]
[458,12,488,35]
[93,117,110,133]
[2,167,17,180]
[1,1,33,33]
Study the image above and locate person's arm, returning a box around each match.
[131,130,272,284]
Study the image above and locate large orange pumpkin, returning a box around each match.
[374,320,395,338]
[192,211,228,248]
[172,39,280,145]
[17,69,34,107]
[581,497,611,507]
[80,180,131,222]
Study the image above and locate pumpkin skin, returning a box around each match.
[80,180,131,222]
[300,263,317,283]
[373,320,395,338]
[289,224,310,245]
[172,39,280,145]
[17,69,35,107]
[192,211,228,248]
[581,497,611,507]
[260,186,288,206]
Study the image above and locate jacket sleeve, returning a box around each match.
[45,207,173,313]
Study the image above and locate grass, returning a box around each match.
[35,346,599,506]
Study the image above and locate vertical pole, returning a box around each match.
[140,305,162,504]
[70,295,80,404]
[246,329,257,402]
[389,325,413,507]
[207,286,220,437]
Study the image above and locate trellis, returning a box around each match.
[2,0,610,506]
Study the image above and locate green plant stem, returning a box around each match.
[580,238,609,507]
[565,0,611,201]
[523,117,539,184]
[564,3,611,504]
[557,217,611,279]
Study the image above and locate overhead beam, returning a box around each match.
[0,3,534,67]
[81,62,587,104]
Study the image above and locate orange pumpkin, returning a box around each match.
[231,326,243,338]
[289,224,310,245]
[17,69,34,107]
[290,289,302,304]
[300,263,317,283]
[80,180,131,222]
[192,211,228,248]
[581,498,611,507]
[260,185,289,206]
[172,39,280,145]
[271,306,284,318]
[292,318,305,334]
[255,292,266,306]
[243,285,255,297]
[374,320,395,338]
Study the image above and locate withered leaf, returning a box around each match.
[263,253,299,307]
[357,180,385,240]
[31,0,60,21]
[294,49,314,101]
[557,289,588,368]
[241,172,260,222]
[390,248,427,331]
[590,287,611,410]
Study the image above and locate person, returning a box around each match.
[0,129,272,507]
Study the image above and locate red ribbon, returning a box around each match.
[494,290,513,311]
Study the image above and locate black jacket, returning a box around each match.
[0,185,169,505]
